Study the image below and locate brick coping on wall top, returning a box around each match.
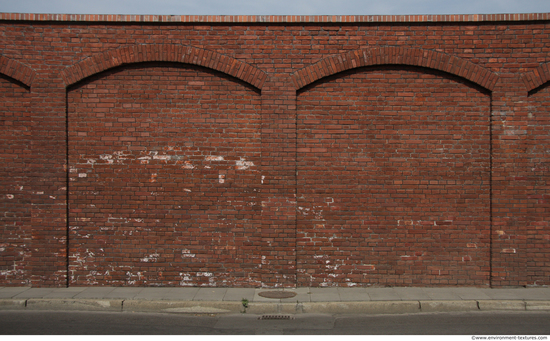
[0,12,549,23]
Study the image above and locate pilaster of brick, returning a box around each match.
[490,74,529,287]
[260,74,297,287]
[0,58,35,285]
[29,74,68,287]
[522,65,550,286]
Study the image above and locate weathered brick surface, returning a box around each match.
[297,66,491,286]
[68,63,262,286]
[0,13,548,287]
[0,74,32,284]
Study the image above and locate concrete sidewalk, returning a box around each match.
[1,286,549,315]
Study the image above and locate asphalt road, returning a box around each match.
[0,310,549,335]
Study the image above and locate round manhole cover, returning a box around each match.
[258,291,297,299]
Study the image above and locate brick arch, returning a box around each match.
[523,63,550,93]
[0,55,35,87]
[292,47,498,92]
[60,44,267,90]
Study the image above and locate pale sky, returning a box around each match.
[1,0,549,15]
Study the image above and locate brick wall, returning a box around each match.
[0,12,549,287]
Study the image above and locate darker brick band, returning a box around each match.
[1,12,549,23]
[61,44,267,90]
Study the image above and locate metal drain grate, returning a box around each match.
[258,314,295,320]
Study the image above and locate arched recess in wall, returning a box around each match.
[0,55,35,88]
[291,47,497,92]
[62,44,266,287]
[294,47,496,287]
[523,62,550,95]
[60,44,267,90]
[0,56,34,285]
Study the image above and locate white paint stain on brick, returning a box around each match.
[99,154,114,164]
[205,155,224,161]
[179,273,193,286]
[152,155,170,161]
[236,157,254,170]
[182,249,195,258]
[138,156,151,164]
[219,174,225,184]
[260,255,267,268]
[182,161,195,169]
[125,271,143,285]
[140,253,160,263]
[6,194,14,199]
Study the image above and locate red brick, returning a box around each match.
[0,13,548,288]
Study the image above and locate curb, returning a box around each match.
[478,300,526,311]
[0,299,549,315]
[420,300,479,312]
[123,300,244,314]
[297,301,420,315]
[26,299,123,311]
[0,299,26,310]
